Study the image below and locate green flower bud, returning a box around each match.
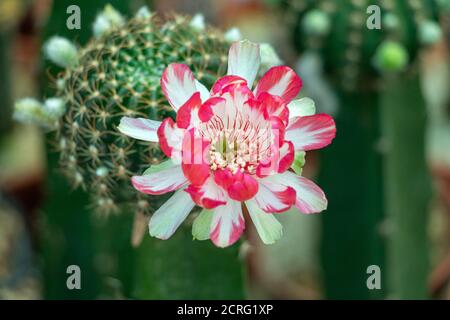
[302,10,330,36]
[374,41,409,72]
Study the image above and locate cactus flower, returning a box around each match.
[119,40,336,247]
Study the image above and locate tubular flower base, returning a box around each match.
[119,40,336,247]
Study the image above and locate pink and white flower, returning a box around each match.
[118,40,336,247]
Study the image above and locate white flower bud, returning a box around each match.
[96,166,109,177]
[43,36,78,68]
[135,6,151,19]
[13,98,45,124]
[224,27,242,42]
[190,14,206,31]
[44,97,66,118]
[93,4,125,38]
[419,21,442,46]
[56,78,66,90]
[103,4,125,25]
[93,16,111,38]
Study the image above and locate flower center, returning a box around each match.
[201,113,272,175]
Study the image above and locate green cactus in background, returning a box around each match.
[277,0,444,298]
[37,9,230,215]
[285,0,446,90]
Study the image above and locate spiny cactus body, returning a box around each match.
[51,13,230,214]
[285,0,446,91]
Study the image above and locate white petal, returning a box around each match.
[272,171,328,214]
[254,177,295,213]
[195,80,210,102]
[246,200,283,244]
[210,200,245,247]
[148,189,195,240]
[285,114,336,151]
[132,160,187,195]
[288,97,316,118]
[161,63,198,111]
[117,117,160,142]
[227,40,261,88]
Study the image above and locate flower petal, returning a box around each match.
[285,113,336,151]
[245,199,283,244]
[185,176,227,209]
[181,129,210,185]
[117,117,161,142]
[176,92,202,129]
[254,176,296,213]
[195,79,210,102]
[161,63,197,111]
[213,168,235,190]
[131,160,187,195]
[257,92,289,124]
[288,97,316,118]
[148,189,196,240]
[227,40,261,88]
[227,171,259,201]
[210,199,245,247]
[210,75,247,96]
[278,141,295,173]
[254,66,302,103]
[256,141,294,177]
[273,171,328,214]
[198,97,226,122]
[192,209,213,240]
[157,117,184,159]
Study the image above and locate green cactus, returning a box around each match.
[381,76,432,299]
[277,0,443,298]
[43,12,230,215]
[284,0,446,91]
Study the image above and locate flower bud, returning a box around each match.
[43,36,78,68]
[44,97,66,118]
[13,98,45,124]
[190,14,205,31]
[135,6,151,19]
[373,41,409,72]
[93,4,125,38]
[419,20,442,46]
[224,27,242,42]
[302,10,330,36]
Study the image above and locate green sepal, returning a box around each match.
[291,151,306,175]
[192,209,213,241]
